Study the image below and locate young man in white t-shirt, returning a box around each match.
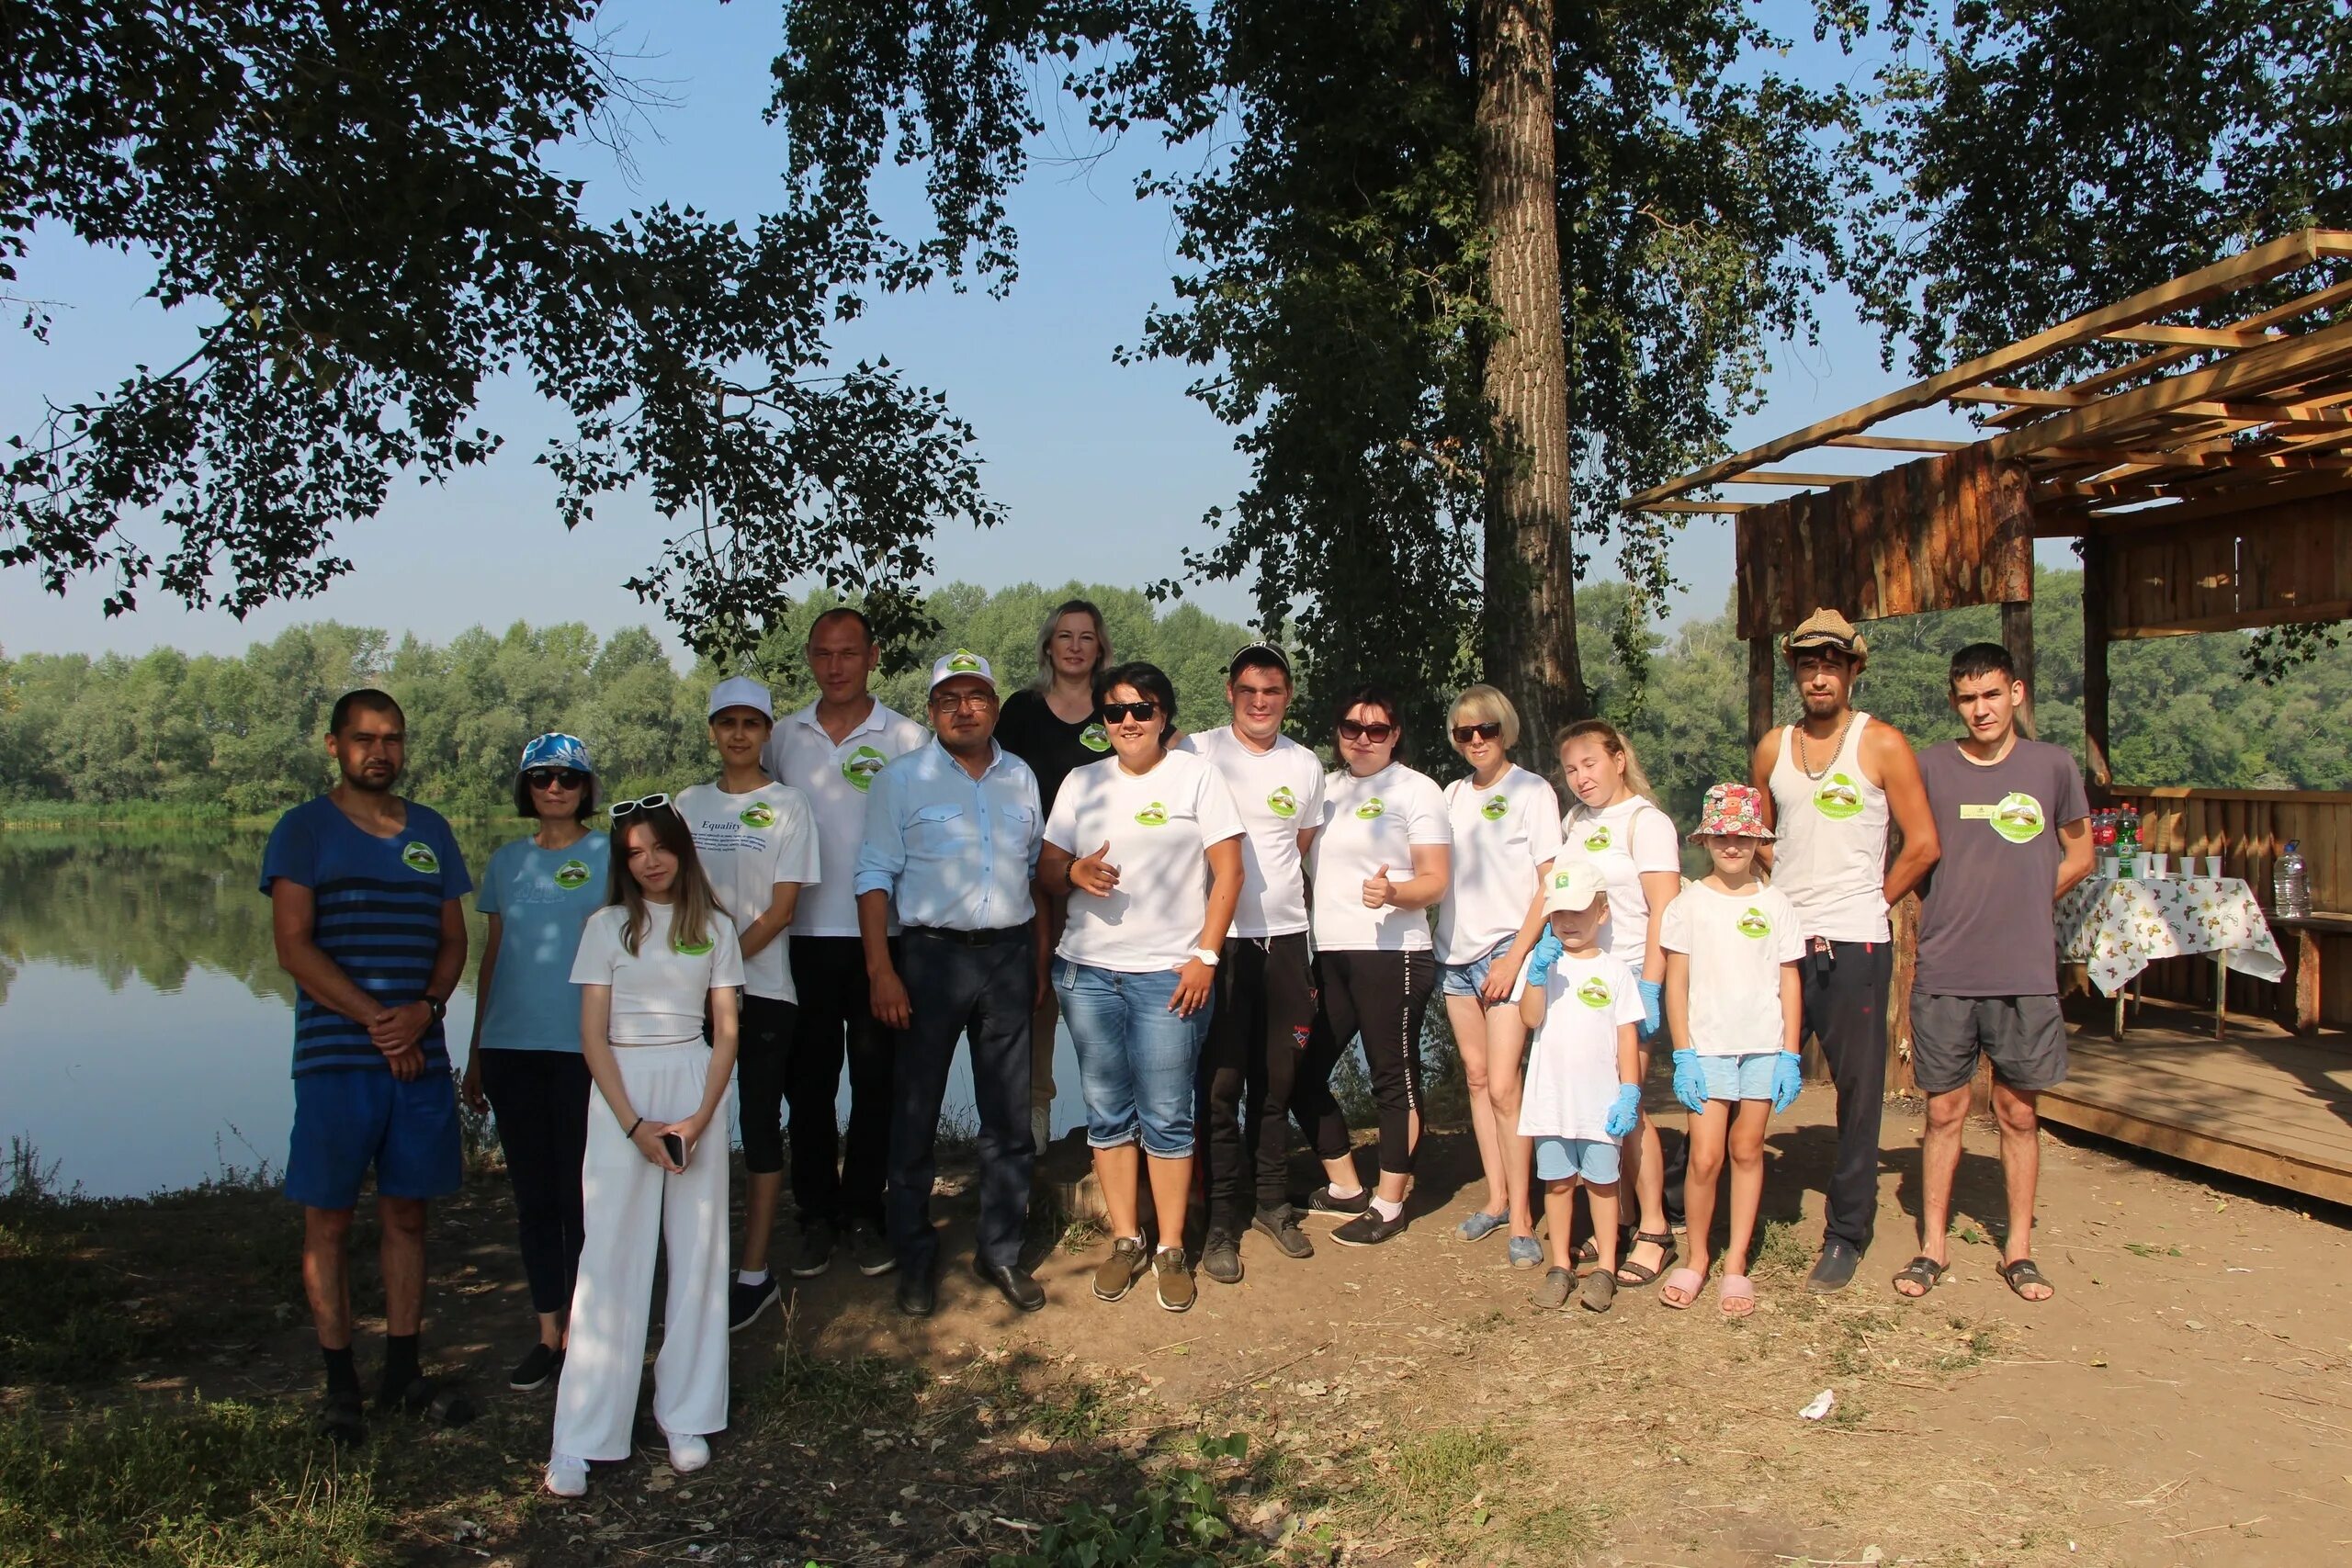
[673,676,820,1329]
[1174,643,1328,1280]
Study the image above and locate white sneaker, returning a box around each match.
[1031,1106,1051,1155]
[544,1454,589,1497]
[666,1432,710,1473]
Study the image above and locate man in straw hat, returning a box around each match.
[1749,609,1939,1293]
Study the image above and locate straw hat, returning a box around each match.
[1781,608,1869,669]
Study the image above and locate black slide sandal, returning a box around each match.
[1892,1256,1948,1298]
[1998,1258,2054,1301]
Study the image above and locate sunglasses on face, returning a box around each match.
[1338,719,1396,744]
[1101,701,1159,724]
[608,793,673,820]
[525,768,588,790]
[1451,721,1502,744]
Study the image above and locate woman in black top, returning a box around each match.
[995,597,1114,1153]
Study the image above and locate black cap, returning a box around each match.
[1227,641,1293,680]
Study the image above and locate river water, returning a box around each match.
[0,826,1082,1198]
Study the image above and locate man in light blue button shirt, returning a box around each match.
[854,649,1049,1315]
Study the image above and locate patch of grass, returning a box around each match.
[747,1341,926,1434]
[0,1396,386,1567]
[1059,1215,1106,1254]
[1513,1499,1609,1556]
[1754,1218,1815,1276]
[1929,1321,2001,1374]
[1390,1427,1513,1516]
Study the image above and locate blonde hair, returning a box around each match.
[1555,718,1657,806]
[609,809,722,958]
[1448,684,1521,752]
[1032,599,1112,692]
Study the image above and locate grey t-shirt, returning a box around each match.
[1913,738,2090,998]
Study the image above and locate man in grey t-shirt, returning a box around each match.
[1894,642,2093,1306]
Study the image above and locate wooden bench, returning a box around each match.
[2268,910,2352,1034]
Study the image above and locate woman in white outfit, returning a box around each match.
[547,796,743,1497]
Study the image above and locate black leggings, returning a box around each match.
[1198,933,1315,1231]
[477,1048,591,1316]
[731,994,797,1176]
[1294,949,1436,1179]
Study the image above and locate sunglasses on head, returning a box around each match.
[525,767,589,790]
[1101,700,1159,724]
[1338,719,1396,744]
[608,793,673,821]
[1451,721,1502,744]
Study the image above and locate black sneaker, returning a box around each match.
[729,1275,782,1333]
[316,1386,367,1445]
[1807,1237,1861,1294]
[848,1221,896,1278]
[1201,1229,1243,1284]
[789,1221,836,1280]
[1329,1205,1408,1247]
[377,1373,436,1416]
[509,1342,563,1392]
[1306,1185,1371,1218]
[1251,1205,1314,1259]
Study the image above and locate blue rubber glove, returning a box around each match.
[1670,1048,1709,1113]
[1603,1082,1643,1138]
[1637,978,1665,1040]
[1770,1052,1804,1113]
[1523,928,1565,987]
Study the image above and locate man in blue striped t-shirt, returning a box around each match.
[262,688,470,1442]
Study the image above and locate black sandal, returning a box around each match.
[1614,1230,1677,1287]
[1998,1258,2054,1301]
[1892,1256,1948,1298]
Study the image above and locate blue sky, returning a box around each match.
[2,1,2034,661]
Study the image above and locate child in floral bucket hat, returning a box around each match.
[1654,783,1805,1318]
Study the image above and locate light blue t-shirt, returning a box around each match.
[475,832,610,1054]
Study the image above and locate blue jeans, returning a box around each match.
[1055,960,1211,1157]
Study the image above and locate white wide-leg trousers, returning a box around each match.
[550,1042,732,1462]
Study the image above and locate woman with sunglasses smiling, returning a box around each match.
[1433,686,1563,1266]
[1295,683,1453,1246]
[1039,661,1245,1313]
[461,734,607,1393]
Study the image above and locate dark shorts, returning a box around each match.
[1908,992,2069,1095]
[285,1066,463,1210]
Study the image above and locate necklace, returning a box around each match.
[1795,713,1853,782]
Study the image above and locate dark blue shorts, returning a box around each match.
[285,1066,464,1210]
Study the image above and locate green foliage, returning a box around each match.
[989,1454,1259,1567]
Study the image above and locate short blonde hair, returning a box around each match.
[1448,684,1521,752]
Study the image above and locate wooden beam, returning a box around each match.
[2042,447,2352,473]
[2111,598,2352,639]
[2003,599,2037,738]
[2099,324,2285,350]
[1637,500,1749,514]
[1823,434,1973,454]
[1748,636,1775,750]
[1952,386,2098,409]
[1723,470,1874,487]
[2082,537,2112,789]
[2176,400,2352,426]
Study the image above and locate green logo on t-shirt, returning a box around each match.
[1576,976,1614,1010]
[1736,907,1772,940]
[1814,773,1863,820]
[1080,722,1112,752]
[1134,802,1170,828]
[1267,784,1298,819]
[1582,825,1611,852]
[1481,794,1510,821]
[555,859,592,890]
[842,746,888,793]
[1990,791,2046,844]
[1354,796,1386,820]
[401,841,439,874]
[673,935,715,956]
[739,801,777,829]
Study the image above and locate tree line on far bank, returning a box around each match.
[2,570,2345,830]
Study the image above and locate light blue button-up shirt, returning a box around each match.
[854,739,1044,931]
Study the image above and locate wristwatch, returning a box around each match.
[424,995,448,1023]
[1191,947,1221,968]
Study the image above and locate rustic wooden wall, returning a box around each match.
[2098,492,2352,638]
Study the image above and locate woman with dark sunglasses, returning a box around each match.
[1295,684,1453,1246]
[461,733,607,1393]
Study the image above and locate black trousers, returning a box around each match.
[732,993,797,1175]
[1198,933,1315,1231]
[1802,937,1893,1252]
[786,936,895,1230]
[477,1048,591,1316]
[1295,949,1436,1179]
[888,930,1036,1276]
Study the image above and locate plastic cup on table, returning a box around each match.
[2204,855,2222,879]
[2098,854,2119,879]
[2147,852,2169,878]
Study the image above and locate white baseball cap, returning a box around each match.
[707,675,774,719]
[927,649,998,694]
[1540,861,1609,916]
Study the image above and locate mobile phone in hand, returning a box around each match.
[661,1131,687,1169]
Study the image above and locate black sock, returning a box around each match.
[379,1334,419,1395]
[322,1344,360,1398]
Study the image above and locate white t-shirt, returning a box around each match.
[1308,763,1452,953]
[1517,950,1645,1142]
[1657,881,1806,1056]
[570,902,745,1046]
[1557,795,1679,969]
[1044,749,1246,972]
[1175,727,1326,939]
[763,700,929,938]
[1435,765,1565,963]
[673,781,821,1002]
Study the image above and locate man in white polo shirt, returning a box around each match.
[763,607,928,1286]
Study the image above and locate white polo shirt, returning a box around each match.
[1175,726,1326,939]
[763,698,929,938]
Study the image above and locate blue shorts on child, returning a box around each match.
[1700,1052,1781,1103]
[1532,1135,1620,1185]
[285,1068,463,1210]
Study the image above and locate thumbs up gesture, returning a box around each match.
[1361,863,1395,909]
[1071,840,1122,897]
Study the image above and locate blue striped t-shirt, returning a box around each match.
[260,796,473,1077]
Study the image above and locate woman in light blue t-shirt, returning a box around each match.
[460,733,608,1393]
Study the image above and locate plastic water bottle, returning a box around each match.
[2275,840,2311,918]
[2116,811,2138,880]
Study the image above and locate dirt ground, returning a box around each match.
[51,1024,2352,1568]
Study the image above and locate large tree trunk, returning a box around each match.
[1476,0,1587,756]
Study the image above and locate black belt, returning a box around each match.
[905,924,1028,947]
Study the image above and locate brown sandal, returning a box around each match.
[1614,1230,1676,1287]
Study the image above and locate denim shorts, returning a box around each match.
[1054,960,1212,1157]
[1699,1052,1783,1102]
[1532,1135,1621,1185]
[1438,937,1512,999]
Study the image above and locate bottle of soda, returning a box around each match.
[2276,840,2312,919]
[2117,808,2139,880]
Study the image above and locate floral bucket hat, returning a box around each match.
[1690,782,1774,841]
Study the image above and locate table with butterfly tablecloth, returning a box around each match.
[2055,875,2286,1040]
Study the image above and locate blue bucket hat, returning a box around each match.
[518,732,595,775]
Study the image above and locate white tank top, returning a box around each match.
[1768,712,1891,943]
